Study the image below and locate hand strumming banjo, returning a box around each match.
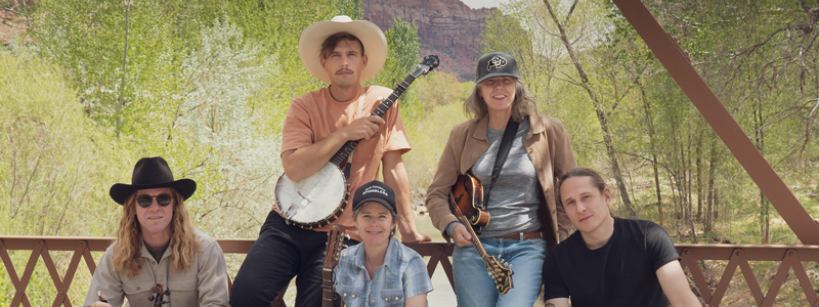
[275,55,440,229]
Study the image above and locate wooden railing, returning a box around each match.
[2,236,818,307]
[676,244,819,306]
[0,236,455,307]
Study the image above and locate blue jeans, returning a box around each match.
[453,237,547,307]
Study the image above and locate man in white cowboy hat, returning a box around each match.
[230,15,430,306]
[83,156,229,307]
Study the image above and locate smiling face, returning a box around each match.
[320,38,368,89]
[479,76,517,114]
[353,202,396,248]
[559,176,612,235]
[134,187,175,238]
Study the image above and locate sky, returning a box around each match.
[460,0,512,9]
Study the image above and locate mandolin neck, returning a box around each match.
[455,214,496,268]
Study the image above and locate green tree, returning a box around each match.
[369,17,421,87]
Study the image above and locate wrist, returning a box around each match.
[398,223,416,234]
[445,222,460,237]
[337,128,350,141]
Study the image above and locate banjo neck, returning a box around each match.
[328,74,417,167]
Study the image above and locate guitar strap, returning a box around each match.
[482,118,520,211]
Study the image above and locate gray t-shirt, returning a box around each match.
[449,118,541,238]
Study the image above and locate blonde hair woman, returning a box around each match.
[426,52,577,306]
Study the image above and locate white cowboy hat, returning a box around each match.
[298,15,388,83]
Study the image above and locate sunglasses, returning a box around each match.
[136,193,173,208]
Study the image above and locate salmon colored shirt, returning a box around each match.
[278,85,411,240]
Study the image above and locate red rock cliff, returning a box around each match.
[362,0,495,81]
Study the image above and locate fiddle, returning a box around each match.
[148,283,169,306]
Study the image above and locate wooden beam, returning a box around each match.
[612,0,819,244]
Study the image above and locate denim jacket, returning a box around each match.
[334,238,433,306]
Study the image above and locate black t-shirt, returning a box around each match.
[145,240,170,263]
[542,218,680,306]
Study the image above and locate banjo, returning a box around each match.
[275,55,440,229]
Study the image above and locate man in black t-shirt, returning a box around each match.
[542,167,701,307]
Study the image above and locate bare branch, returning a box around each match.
[563,0,579,28]
[797,0,811,12]
[809,97,819,118]
[554,71,583,87]
[731,26,809,58]
[533,13,560,38]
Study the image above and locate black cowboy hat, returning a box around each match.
[109,157,197,205]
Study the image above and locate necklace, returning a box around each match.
[329,85,357,102]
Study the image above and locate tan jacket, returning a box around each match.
[425,114,576,249]
[83,229,229,307]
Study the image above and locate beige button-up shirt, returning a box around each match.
[425,113,577,249]
[83,229,229,307]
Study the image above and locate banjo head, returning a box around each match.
[275,163,348,228]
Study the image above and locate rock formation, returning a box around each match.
[362,0,496,81]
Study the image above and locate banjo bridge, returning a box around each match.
[297,191,312,202]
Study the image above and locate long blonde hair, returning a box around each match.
[112,189,200,277]
[464,80,537,121]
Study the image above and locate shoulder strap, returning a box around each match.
[483,118,520,208]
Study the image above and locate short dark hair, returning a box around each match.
[557,167,607,206]
[320,32,365,59]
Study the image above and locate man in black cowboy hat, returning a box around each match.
[231,15,429,307]
[83,157,229,307]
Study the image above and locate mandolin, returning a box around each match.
[450,173,514,294]
[322,224,347,307]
